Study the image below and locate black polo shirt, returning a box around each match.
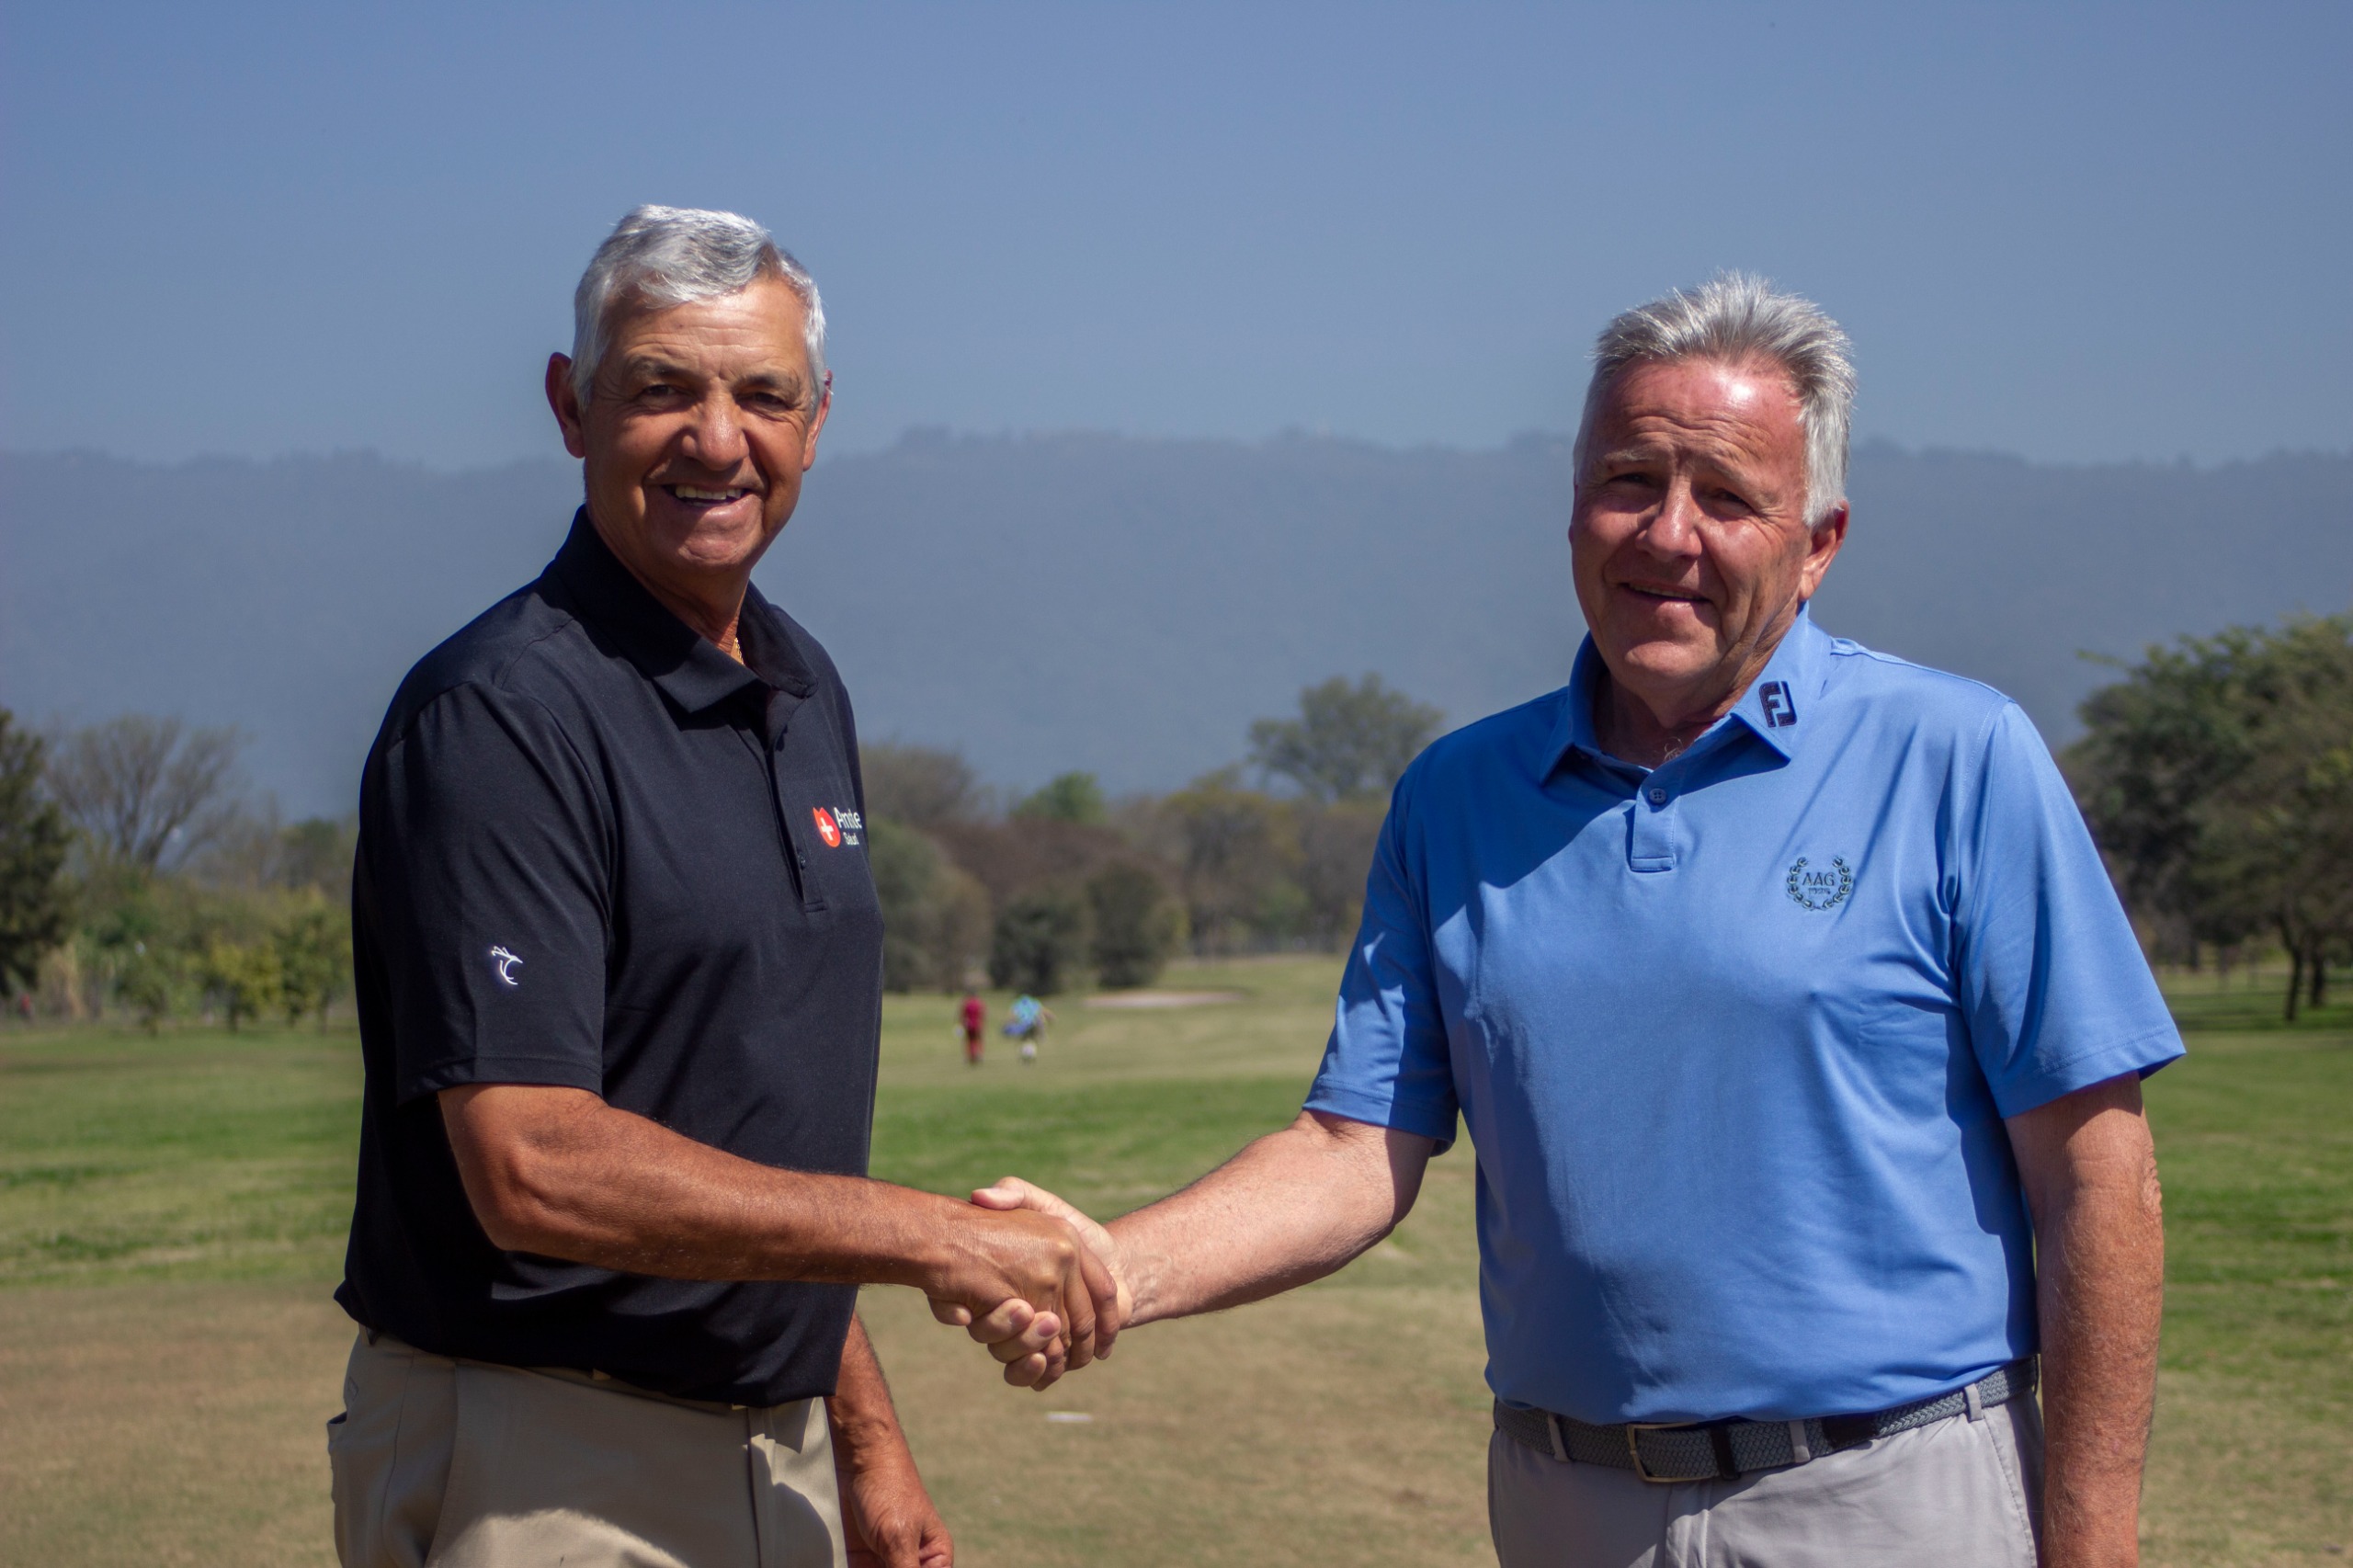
[337,511,883,1406]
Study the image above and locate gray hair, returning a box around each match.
[570,204,828,408]
[1573,272,1854,525]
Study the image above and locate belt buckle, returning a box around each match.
[1623,1422,1710,1484]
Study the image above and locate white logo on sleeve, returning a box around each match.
[488,946,524,986]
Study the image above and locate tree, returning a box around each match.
[868,818,994,993]
[1247,675,1442,804]
[2071,637,2254,956]
[44,715,245,873]
[276,897,352,1026]
[1013,772,1107,825]
[1087,862,1186,989]
[277,815,358,900]
[0,710,73,996]
[2180,619,2353,1017]
[1154,767,1302,954]
[869,817,945,992]
[202,937,283,1030]
[925,863,993,994]
[2073,615,2353,1020]
[988,887,1091,994]
[1292,800,1385,949]
[860,743,988,829]
[118,939,197,1030]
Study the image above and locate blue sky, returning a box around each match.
[3,1,2347,468]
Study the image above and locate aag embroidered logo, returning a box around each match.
[1785,856,1853,912]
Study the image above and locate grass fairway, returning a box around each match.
[0,957,2347,1565]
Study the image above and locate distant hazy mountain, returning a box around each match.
[4,437,2347,816]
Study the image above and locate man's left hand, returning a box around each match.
[836,1439,953,1568]
[830,1314,954,1567]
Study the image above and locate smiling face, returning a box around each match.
[545,276,828,638]
[1569,356,1846,733]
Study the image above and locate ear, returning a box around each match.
[1797,502,1847,598]
[546,354,589,460]
[800,371,833,472]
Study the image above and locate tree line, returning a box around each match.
[0,673,1443,1019]
[0,713,353,1028]
[8,614,2344,1020]
[860,674,1444,994]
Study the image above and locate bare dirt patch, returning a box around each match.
[1083,990,1248,1010]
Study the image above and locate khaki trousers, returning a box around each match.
[1489,1398,2045,1568]
[328,1332,847,1568]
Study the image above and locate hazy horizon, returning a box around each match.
[7,437,2348,818]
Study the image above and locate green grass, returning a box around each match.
[875,1075,1308,1210]
[2134,971,2353,1563]
[1,957,2347,1564]
[0,1029,358,1287]
[2147,1026,2352,1411]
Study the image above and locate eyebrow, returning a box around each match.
[1591,437,1768,472]
[617,357,811,399]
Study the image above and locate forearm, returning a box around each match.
[2011,1081,2166,1567]
[829,1314,912,1459]
[1108,1111,1430,1324]
[441,1085,985,1289]
[830,1316,954,1567]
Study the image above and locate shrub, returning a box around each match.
[868,818,947,993]
[988,887,1092,994]
[1087,862,1186,989]
[275,896,351,1026]
[202,938,282,1030]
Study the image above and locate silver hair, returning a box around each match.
[1573,272,1855,525]
[569,204,828,407]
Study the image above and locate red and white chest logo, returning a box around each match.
[812,807,843,848]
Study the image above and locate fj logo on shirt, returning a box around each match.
[1759,681,1798,728]
[487,946,523,986]
[1785,857,1853,911]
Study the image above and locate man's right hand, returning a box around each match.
[920,1203,1120,1389]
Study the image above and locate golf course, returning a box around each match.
[1,956,2346,1565]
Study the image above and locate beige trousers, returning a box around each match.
[1489,1399,2045,1568]
[328,1332,847,1568]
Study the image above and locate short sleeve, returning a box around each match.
[1303,775,1461,1148]
[1954,702,2184,1117]
[361,682,611,1105]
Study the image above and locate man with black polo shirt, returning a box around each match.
[329,206,1115,1568]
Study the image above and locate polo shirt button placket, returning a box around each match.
[1629,778,1679,872]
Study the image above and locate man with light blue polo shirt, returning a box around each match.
[974,274,2176,1566]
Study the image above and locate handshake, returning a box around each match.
[922,1177,1127,1391]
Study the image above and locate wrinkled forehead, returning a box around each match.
[1586,356,1806,460]
[601,278,815,380]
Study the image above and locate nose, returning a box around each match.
[1641,478,1704,559]
[679,395,749,470]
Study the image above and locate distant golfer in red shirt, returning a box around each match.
[960,989,986,1067]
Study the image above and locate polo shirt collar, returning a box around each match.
[548,509,812,713]
[1545,602,1829,775]
[1722,603,1827,760]
[1546,640,1611,776]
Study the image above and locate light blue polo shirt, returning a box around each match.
[1304,608,2181,1426]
